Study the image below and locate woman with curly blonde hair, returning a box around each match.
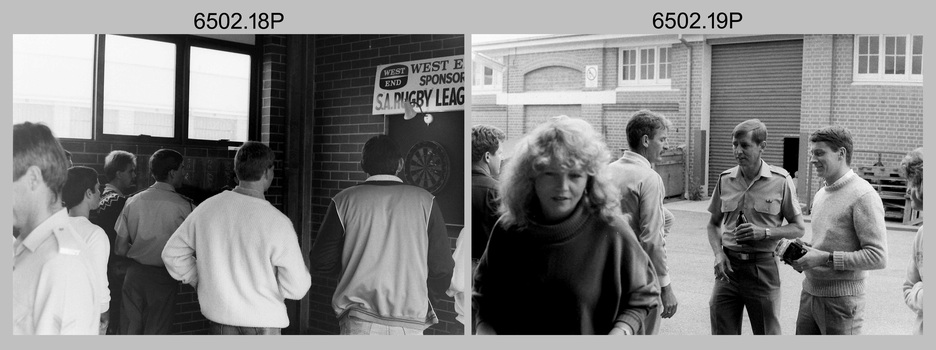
[473,116,659,335]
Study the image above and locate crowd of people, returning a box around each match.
[471,111,924,335]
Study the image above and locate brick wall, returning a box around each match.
[800,34,924,205]
[308,34,465,335]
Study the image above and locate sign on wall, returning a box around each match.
[372,55,465,115]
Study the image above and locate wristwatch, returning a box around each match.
[826,252,835,268]
[764,228,771,240]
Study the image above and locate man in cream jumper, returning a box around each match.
[162,141,311,335]
[792,126,888,335]
[310,135,455,335]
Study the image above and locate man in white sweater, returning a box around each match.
[792,126,888,335]
[162,141,311,335]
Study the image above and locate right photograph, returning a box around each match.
[469,34,923,335]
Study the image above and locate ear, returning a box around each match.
[85,188,95,200]
[641,134,651,148]
[396,159,404,174]
[23,166,43,191]
[484,151,492,164]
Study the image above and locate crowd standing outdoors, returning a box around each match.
[470,110,923,335]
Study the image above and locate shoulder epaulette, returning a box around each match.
[768,165,790,177]
[52,225,83,256]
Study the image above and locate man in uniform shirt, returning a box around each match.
[706,119,805,335]
[115,149,194,334]
[607,109,678,334]
[13,122,99,334]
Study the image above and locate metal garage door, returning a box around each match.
[708,39,803,189]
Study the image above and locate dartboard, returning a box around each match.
[403,140,450,194]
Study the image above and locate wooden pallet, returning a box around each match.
[857,166,917,224]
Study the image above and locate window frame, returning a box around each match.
[853,34,923,84]
[83,34,261,146]
[618,45,673,88]
[471,60,503,94]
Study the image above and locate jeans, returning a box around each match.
[209,321,281,335]
[339,315,423,335]
[795,290,865,335]
[709,255,782,335]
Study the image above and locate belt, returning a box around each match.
[723,247,774,261]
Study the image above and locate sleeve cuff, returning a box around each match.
[832,251,845,271]
[658,275,671,288]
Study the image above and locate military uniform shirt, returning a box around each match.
[707,159,801,253]
[116,182,194,267]
[13,209,99,334]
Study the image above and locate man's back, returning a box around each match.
[163,189,311,328]
[312,177,454,330]
[117,182,192,266]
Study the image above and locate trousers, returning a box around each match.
[339,315,424,335]
[119,261,179,334]
[795,290,865,335]
[709,255,782,335]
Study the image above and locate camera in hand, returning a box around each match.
[775,238,808,272]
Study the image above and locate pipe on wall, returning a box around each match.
[679,35,692,199]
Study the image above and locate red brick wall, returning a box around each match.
[308,34,465,335]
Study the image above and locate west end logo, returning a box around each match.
[380,64,408,90]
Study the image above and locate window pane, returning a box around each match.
[912,56,922,75]
[484,66,493,85]
[858,56,868,74]
[885,36,895,54]
[897,36,907,52]
[12,34,94,139]
[103,35,176,137]
[885,56,895,74]
[913,36,923,55]
[870,36,879,54]
[189,47,251,142]
[895,56,906,74]
[858,36,868,54]
[869,56,879,73]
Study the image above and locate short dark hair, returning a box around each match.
[900,147,923,189]
[361,135,402,176]
[235,141,275,182]
[104,150,137,182]
[733,119,768,144]
[471,125,506,163]
[13,122,69,202]
[809,126,854,165]
[149,149,184,182]
[63,166,99,209]
[625,109,672,151]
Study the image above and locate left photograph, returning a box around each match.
[12,34,467,335]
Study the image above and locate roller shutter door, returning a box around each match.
[708,40,803,189]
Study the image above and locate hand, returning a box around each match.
[476,322,497,335]
[713,252,733,283]
[660,285,678,318]
[792,245,829,272]
[99,311,109,335]
[734,223,765,242]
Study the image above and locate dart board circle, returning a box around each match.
[403,140,450,194]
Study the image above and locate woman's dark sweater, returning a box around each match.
[473,205,660,335]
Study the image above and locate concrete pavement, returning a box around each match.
[657,200,919,335]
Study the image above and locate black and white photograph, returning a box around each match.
[12,34,467,335]
[469,34,923,335]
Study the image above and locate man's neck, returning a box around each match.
[107,181,126,196]
[68,203,90,219]
[18,204,56,241]
[634,149,654,165]
[739,160,763,182]
[472,162,491,175]
[823,164,850,185]
[237,180,266,194]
